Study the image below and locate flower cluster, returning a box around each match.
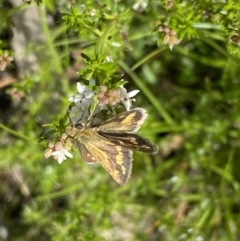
[68,82,94,106]
[98,86,123,107]
[45,80,139,164]
[158,24,180,50]
[68,82,139,124]
[8,88,25,103]
[44,133,73,164]
[202,10,210,20]
[230,33,240,47]
[68,82,95,125]
[97,85,139,110]
[0,51,14,71]
[165,0,173,9]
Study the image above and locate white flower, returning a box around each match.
[132,0,147,12]
[70,103,91,125]
[44,137,73,164]
[68,82,95,104]
[68,81,140,124]
[96,85,139,111]
[68,82,96,125]
[119,86,140,110]
[51,142,73,164]
[52,148,73,164]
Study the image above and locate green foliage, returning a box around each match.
[79,53,124,86]
[1,0,240,241]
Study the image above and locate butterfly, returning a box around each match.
[66,108,158,185]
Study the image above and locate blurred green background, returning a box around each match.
[1,1,240,240]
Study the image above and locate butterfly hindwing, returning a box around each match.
[98,131,159,154]
[78,142,97,163]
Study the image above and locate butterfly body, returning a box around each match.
[66,108,158,185]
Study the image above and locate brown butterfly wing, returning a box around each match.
[98,132,159,154]
[77,142,97,163]
[75,128,133,185]
[97,108,147,133]
[83,139,133,185]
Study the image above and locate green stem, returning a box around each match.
[39,5,62,74]
[0,123,33,142]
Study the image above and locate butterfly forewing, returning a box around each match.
[97,108,147,133]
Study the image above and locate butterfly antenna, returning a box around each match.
[67,106,73,124]
[86,102,98,123]
[67,104,85,125]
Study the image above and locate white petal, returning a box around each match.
[68,93,83,103]
[77,82,87,93]
[57,154,66,164]
[84,90,94,99]
[52,151,65,164]
[122,100,131,111]
[63,150,73,158]
[126,89,140,98]
[81,98,92,108]
[119,86,127,97]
